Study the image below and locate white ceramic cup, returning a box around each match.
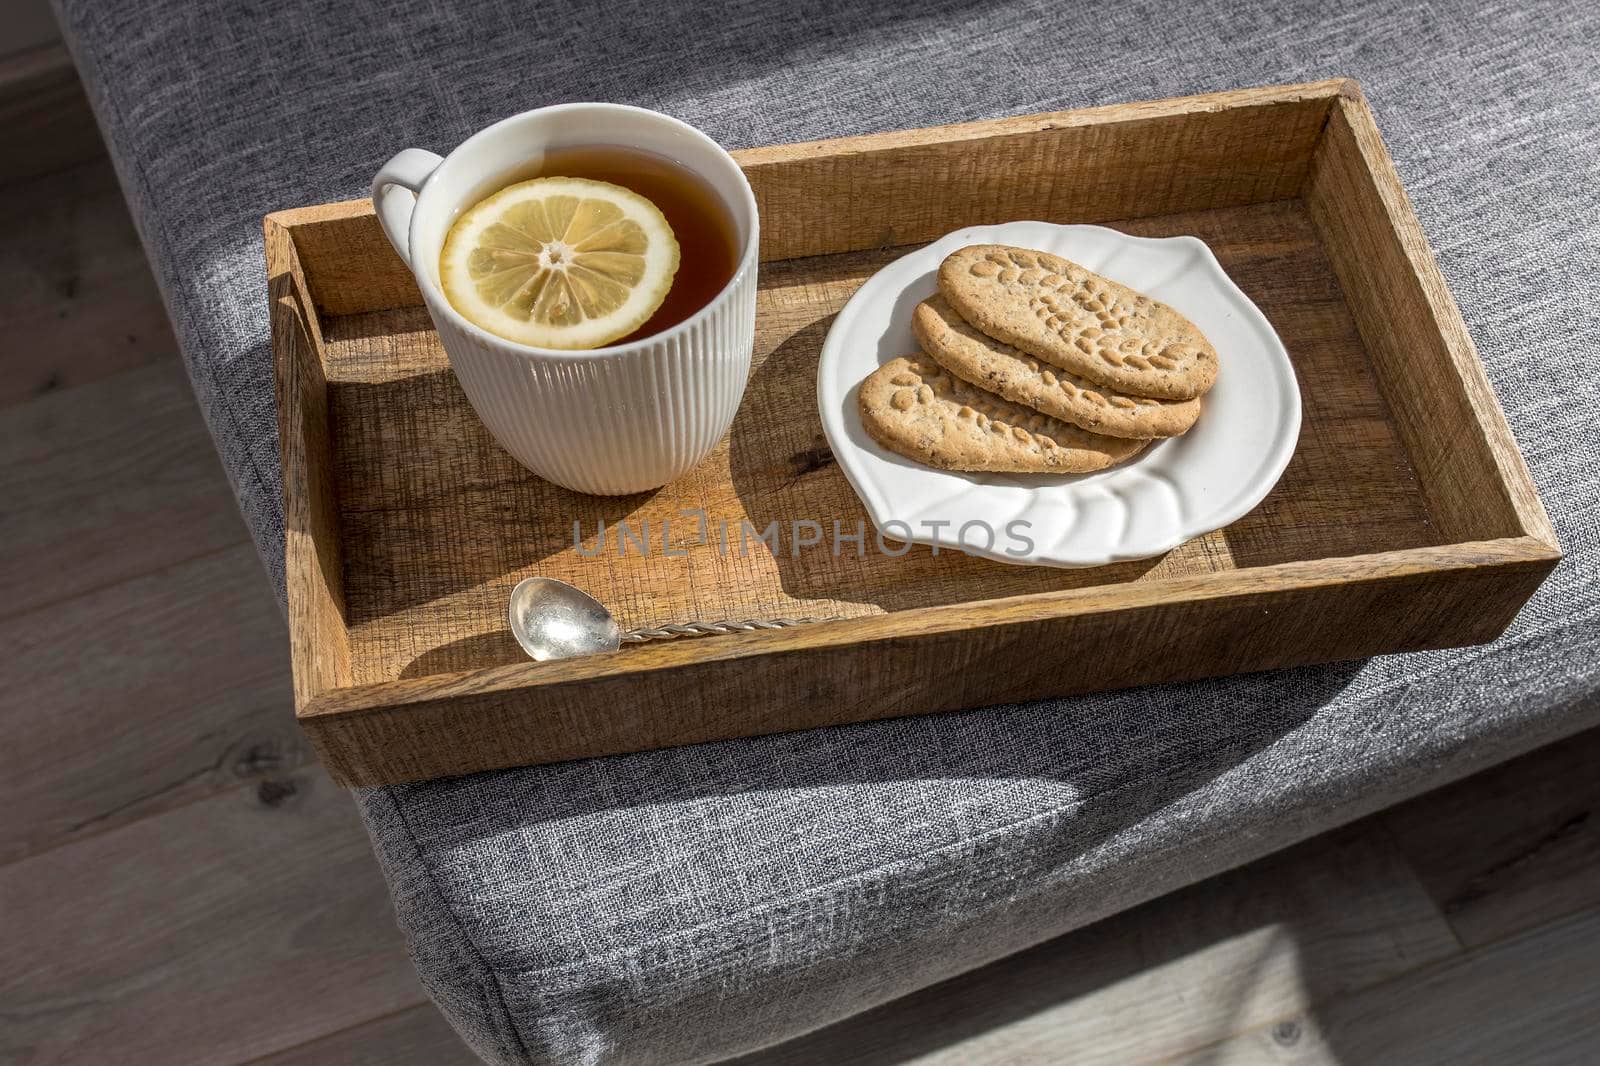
[372,104,759,495]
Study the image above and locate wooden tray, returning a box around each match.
[267,79,1559,787]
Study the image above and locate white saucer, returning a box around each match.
[816,222,1302,567]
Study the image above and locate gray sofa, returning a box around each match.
[54,0,1600,1062]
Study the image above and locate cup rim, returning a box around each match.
[411,102,759,361]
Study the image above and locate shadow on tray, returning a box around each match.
[324,367,662,627]
[726,314,1169,611]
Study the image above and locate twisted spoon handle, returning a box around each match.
[620,617,838,643]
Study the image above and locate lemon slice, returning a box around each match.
[439,177,680,349]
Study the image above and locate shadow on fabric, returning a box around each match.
[383,657,1365,1062]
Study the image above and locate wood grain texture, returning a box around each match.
[281,200,423,317]
[1383,721,1600,949]
[270,82,1558,785]
[0,44,101,184]
[732,825,1457,1066]
[1188,906,1600,1065]
[268,215,352,703]
[0,359,254,618]
[1303,90,1558,549]
[0,543,300,862]
[247,1005,478,1066]
[279,80,1348,318]
[0,115,429,1064]
[0,156,178,407]
[303,538,1555,786]
[738,80,1343,262]
[0,772,430,1065]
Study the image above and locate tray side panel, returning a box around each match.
[267,217,353,704]
[742,89,1337,261]
[302,542,1558,786]
[1303,93,1558,549]
[290,203,424,318]
[276,83,1344,317]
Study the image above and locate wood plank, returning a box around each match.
[0,543,297,863]
[732,824,1458,1066]
[0,44,101,184]
[0,359,252,617]
[272,201,421,318]
[0,155,175,407]
[741,81,1340,262]
[276,82,1345,318]
[246,1005,477,1066]
[304,536,1555,786]
[1183,906,1600,1065]
[267,214,352,705]
[0,772,430,1065]
[1302,90,1557,549]
[1382,723,1600,949]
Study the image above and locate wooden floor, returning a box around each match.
[3,56,1598,1066]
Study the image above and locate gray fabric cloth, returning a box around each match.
[54,0,1600,1062]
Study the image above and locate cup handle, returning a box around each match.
[371,148,444,268]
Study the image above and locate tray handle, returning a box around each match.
[371,148,444,268]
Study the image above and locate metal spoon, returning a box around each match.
[509,577,832,662]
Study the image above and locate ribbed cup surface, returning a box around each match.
[430,265,757,495]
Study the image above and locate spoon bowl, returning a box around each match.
[509,577,623,662]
